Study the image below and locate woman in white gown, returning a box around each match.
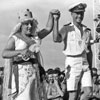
[2,9,58,100]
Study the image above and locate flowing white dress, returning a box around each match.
[10,35,41,100]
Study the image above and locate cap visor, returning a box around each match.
[72,10,85,12]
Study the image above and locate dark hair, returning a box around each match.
[60,71,65,77]
[0,67,4,71]
[46,69,54,75]
[53,69,60,76]
[54,67,61,76]
[92,68,97,72]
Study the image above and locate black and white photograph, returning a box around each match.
[0,0,100,100]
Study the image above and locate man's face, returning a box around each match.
[48,74,54,83]
[71,11,84,24]
[53,73,59,81]
[92,70,97,75]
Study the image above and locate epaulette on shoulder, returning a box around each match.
[82,24,87,28]
[86,28,91,31]
[64,22,71,26]
[82,24,91,31]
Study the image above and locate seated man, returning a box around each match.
[46,69,64,100]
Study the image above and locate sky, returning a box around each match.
[0,0,96,70]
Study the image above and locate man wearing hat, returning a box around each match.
[52,2,100,100]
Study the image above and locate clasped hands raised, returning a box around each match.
[50,9,61,20]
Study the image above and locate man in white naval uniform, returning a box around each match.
[52,2,99,100]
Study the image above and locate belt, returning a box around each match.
[67,54,82,57]
[13,58,38,64]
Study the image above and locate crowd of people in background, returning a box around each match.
[0,66,100,100]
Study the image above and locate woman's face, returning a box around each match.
[21,20,33,35]
[71,11,84,24]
